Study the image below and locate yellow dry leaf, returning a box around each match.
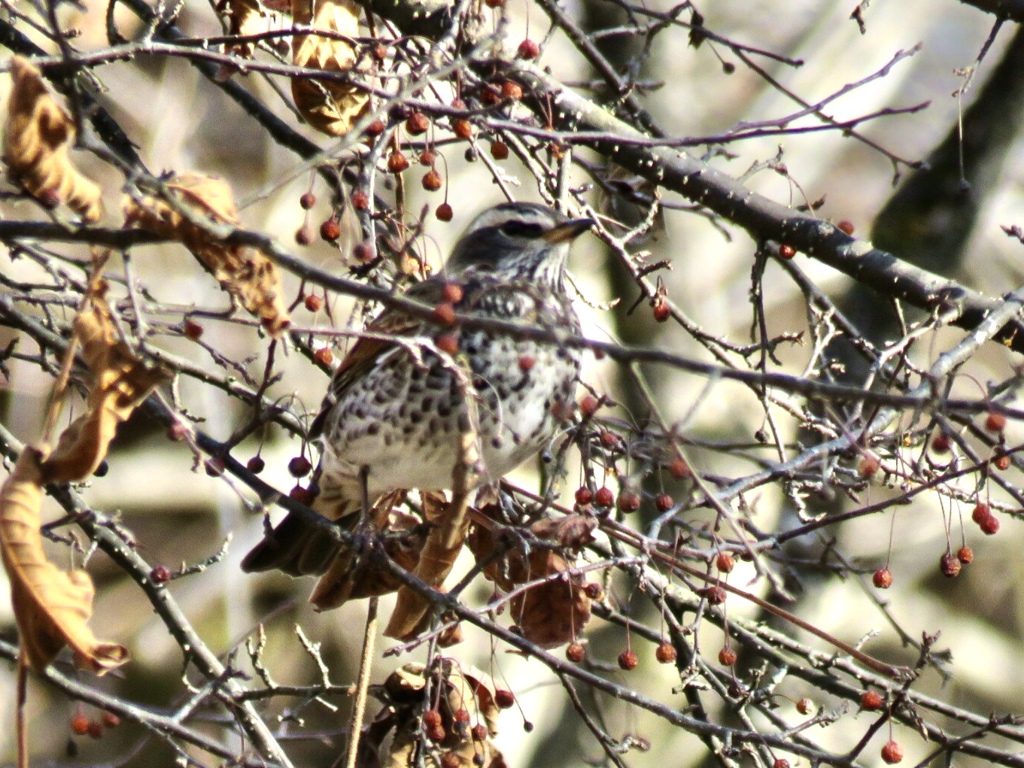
[219,0,266,58]
[0,447,129,673]
[2,56,102,222]
[43,292,170,482]
[385,490,472,640]
[122,172,291,336]
[291,0,369,136]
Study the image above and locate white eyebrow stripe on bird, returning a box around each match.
[463,205,558,234]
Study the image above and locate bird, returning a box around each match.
[241,202,593,597]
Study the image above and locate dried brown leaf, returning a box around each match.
[362,661,507,768]
[2,57,102,222]
[43,292,169,482]
[0,447,129,673]
[219,0,265,57]
[122,172,291,336]
[310,509,427,609]
[291,0,369,136]
[509,549,591,649]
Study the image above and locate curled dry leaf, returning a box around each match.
[2,56,102,222]
[310,507,428,610]
[468,507,592,649]
[218,0,266,58]
[0,447,129,673]
[385,485,474,639]
[122,172,291,336]
[359,660,507,768]
[43,290,170,482]
[291,0,370,136]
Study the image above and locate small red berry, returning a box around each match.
[422,709,442,729]
[566,643,585,662]
[575,487,593,505]
[985,410,1007,433]
[364,119,386,137]
[655,642,677,664]
[703,586,727,605]
[422,169,443,191]
[440,752,460,768]
[483,0,503,7]
[288,456,312,477]
[617,649,638,670]
[471,724,488,741]
[517,39,540,59]
[501,81,523,100]
[246,456,265,474]
[494,689,515,709]
[101,712,120,728]
[452,119,473,139]
[600,430,617,448]
[314,347,334,366]
[453,708,471,723]
[295,225,314,245]
[796,697,814,715]
[994,451,1011,470]
[387,151,409,174]
[490,141,510,160]
[436,202,454,222]
[972,503,990,523]
[183,319,204,341]
[860,690,883,711]
[205,457,225,477]
[716,552,736,573]
[931,433,952,453]
[71,712,90,735]
[652,297,671,322]
[518,355,535,371]
[594,486,615,507]
[980,514,1000,535]
[442,282,463,303]
[304,293,323,312]
[858,453,881,478]
[405,112,430,135]
[299,191,316,209]
[773,760,790,768]
[881,739,904,764]
[432,302,457,326]
[289,485,314,505]
[419,149,436,166]
[150,565,171,584]
[87,720,104,739]
[655,493,673,512]
[352,242,374,262]
[427,724,446,743]
[668,457,690,478]
[940,553,961,578]
[579,394,600,417]
[320,218,341,242]
[583,582,603,600]
[617,490,641,513]
[718,647,737,666]
[778,244,796,259]
[435,332,460,355]
[837,220,855,235]
[351,190,370,210]
[956,545,973,564]
[872,568,893,589]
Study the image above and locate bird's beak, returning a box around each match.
[543,218,595,244]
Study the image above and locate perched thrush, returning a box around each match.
[242,202,592,588]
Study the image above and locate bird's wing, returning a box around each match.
[309,277,448,439]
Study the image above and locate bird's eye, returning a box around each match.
[500,220,546,238]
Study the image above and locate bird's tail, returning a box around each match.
[240,480,361,577]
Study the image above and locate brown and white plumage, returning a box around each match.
[241,202,592,582]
